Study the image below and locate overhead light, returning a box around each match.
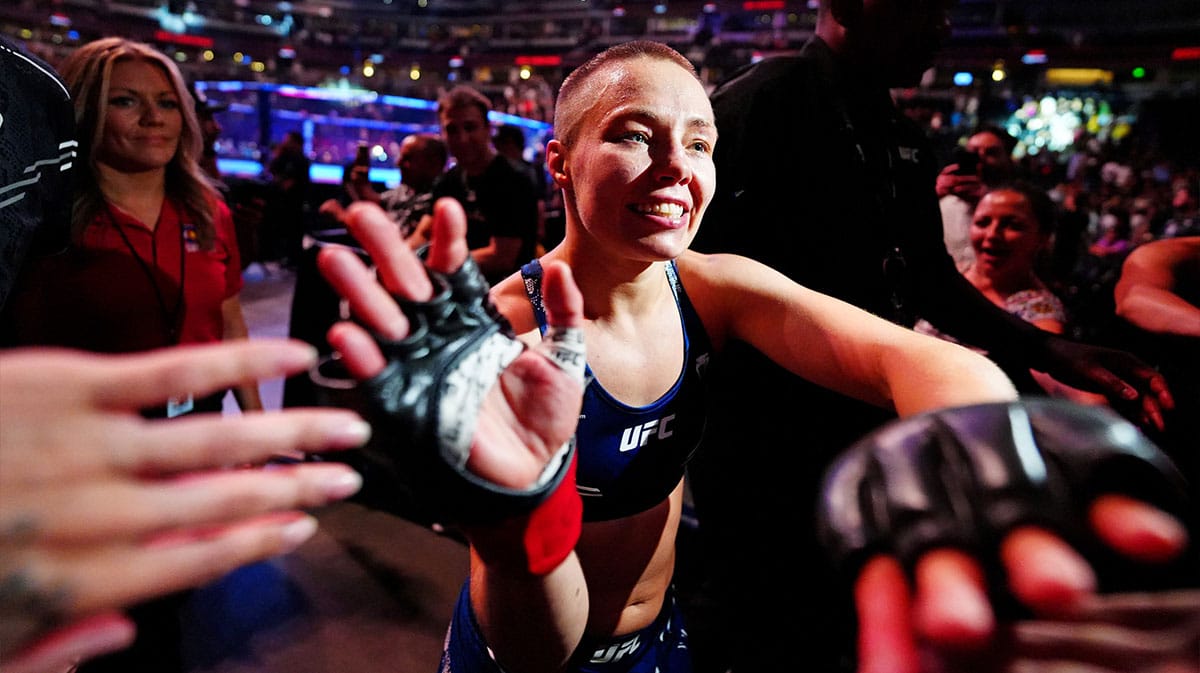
[1045,68,1113,86]
[1021,49,1047,65]
[1171,46,1200,61]
[515,55,561,66]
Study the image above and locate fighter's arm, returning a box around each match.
[318,199,590,673]
[679,251,1018,416]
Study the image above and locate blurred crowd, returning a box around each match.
[2,2,1198,667]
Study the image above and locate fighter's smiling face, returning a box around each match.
[553,56,717,262]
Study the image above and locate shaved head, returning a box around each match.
[554,41,699,149]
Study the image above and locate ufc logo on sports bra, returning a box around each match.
[619,415,675,452]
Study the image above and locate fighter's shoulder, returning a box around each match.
[676,250,778,293]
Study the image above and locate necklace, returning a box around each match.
[104,201,186,345]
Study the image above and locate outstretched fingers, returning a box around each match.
[1088,494,1188,564]
[424,197,471,276]
[997,498,1187,616]
[317,244,408,342]
[46,341,318,413]
[0,513,322,663]
[114,409,372,473]
[999,527,1097,617]
[1138,370,1172,431]
[2,463,362,543]
[320,199,478,379]
[912,548,996,649]
[1139,365,1174,412]
[1,613,135,673]
[531,261,587,381]
[343,202,434,300]
[53,512,323,615]
[539,261,585,331]
[854,555,921,673]
[325,322,388,380]
[1103,354,1172,431]
[911,533,1094,650]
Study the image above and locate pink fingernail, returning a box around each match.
[279,516,318,551]
[327,418,372,447]
[322,470,363,500]
[273,344,319,373]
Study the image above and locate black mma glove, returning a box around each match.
[309,253,585,526]
[817,398,1197,609]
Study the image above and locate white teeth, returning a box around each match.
[635,202,685,218]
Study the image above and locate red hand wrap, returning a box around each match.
[465,454,583,576]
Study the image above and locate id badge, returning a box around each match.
[167,393,194,418]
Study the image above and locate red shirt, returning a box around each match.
[6,196,242,352]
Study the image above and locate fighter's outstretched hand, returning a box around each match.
[316,199,585,516]
[0,341,370,673]
[854,499,1198,673]
[818,400,1199,673]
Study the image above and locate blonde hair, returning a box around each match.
[58,37,218,249]
[553,41,698,149]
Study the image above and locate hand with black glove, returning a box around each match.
[818,399,1198,673]
[312,198,587,575]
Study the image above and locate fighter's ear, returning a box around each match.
[546,139,570,187]
[829,0,863,27]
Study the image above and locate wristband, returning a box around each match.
[464,449,583,575]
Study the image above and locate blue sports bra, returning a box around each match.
[520,259,713,521]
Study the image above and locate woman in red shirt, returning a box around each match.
[13,37,260,415]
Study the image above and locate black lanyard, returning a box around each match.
[104,202,186,344]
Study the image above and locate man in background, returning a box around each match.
[264,130,312,267]
[432,86,539,285]
[193,84,229,186]
[493,123,549,254]
[317,134,447,249]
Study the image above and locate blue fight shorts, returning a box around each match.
[439,581,691,673]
